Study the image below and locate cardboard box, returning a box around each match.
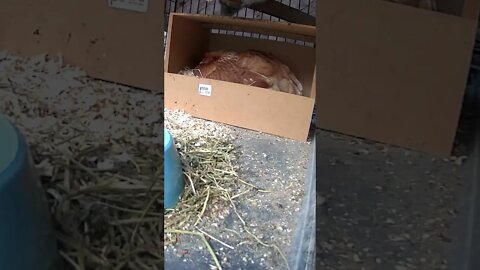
[316,0,480,156]
[164,13,316,141]
[0,0,164,92]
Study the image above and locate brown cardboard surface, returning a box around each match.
[171,13,316,42]
[316,0,478,155]
[165,13,316,141]
[165,15,210,74]
[0,0,164,92]
[462,0,480,19]
[165,73,315,140]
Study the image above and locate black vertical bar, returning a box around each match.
[241,8,247,37]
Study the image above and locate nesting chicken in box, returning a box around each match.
[180,50,303,96]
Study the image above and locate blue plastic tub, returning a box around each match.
[0,115,59,270]
[164,128,185,209]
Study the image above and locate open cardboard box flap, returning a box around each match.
[169,13,316,41]
[0,0,164,92]
[165,13,316,141]
[316,0,480,156]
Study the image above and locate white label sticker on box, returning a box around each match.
[108,0,149,13]
[198,84,212,96]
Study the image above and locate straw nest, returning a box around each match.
[0,51,164,269]
[164,110,241,267]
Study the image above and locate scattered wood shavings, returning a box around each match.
[164,109,235,141]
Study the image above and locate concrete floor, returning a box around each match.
[165,127,315,270]
[316,130,467,269]
[315,53,480,270]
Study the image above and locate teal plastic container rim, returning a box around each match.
[164,128,185,209]
[164,128,173,153]
[0,115,20,186]
[0,115,60,270]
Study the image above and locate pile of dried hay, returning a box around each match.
[43,139,164,270]
[164,110,251,268]
[163,110,243,230]
[163,136,240,230]
[0,51,163,269]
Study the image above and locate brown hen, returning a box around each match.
[181,50,303,96]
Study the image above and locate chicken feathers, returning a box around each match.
[180,50,303,96]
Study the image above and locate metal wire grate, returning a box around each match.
[165,0,316,18]
[164,0,316,47]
